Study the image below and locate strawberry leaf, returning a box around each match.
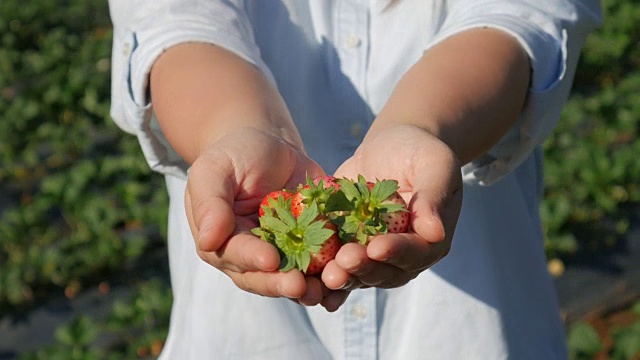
[304,221,333,248]
[251,227,275,242]
[337,178,361,201]
[297,202,320,228]
[259,215,291,234]
[356,175,371,202]
[279,253,295,272]
[297,252,311,273]
[370,179,399,204]
[325,190,354,212]
[377,203,407,213]
[274,204,297,228]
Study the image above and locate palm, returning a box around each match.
[184,128,330,303]
[324,125,463,290]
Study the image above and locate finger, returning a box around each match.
[328,244,370,289]
[408,142,463,245]
[366,233,450,273]
[321,260,352,290]
[223,267,308,299]
[197,230,280,273]
[186,156,237,252]
[321,290,350,312]
[329,242,410,289]
[297,276,325,306]
[441,186,464,244]
[321,259,368,291]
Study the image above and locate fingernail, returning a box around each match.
[339,277,354,290]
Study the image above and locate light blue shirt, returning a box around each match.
[108,1,601,359]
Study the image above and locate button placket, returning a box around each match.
[344,288,378,360]
[334,0,370,148]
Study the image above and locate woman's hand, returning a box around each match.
[150,43,350,310]
[185,128,343,308]
[319,28,531,293]
[321,125,463,291]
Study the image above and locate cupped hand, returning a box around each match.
[184,127,345,308]
[321,125,463,292]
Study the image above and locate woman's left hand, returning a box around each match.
[321,125,463,292]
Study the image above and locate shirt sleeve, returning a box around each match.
[108,0,273,178]
[427,0,602,186]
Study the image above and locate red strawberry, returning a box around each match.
[291,175,341,218]
[252,200,340,275]
[258,190,293,217]
[334,175,409,244]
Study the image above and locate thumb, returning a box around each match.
[408,144,463,246]
[185,159,237,253]
[409,185,462,246]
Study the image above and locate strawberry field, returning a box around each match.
[0,0,638,359]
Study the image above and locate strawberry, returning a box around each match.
[252,200,340,275]
[366,182,410,234]
[303,226,341,275]
[334,175,409,244]
[258,190,293,217]
[291,175,341,218]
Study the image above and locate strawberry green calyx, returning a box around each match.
[335,175,408,244]
[252,193,292,242]
[292,175,341,217]
[253,200,336,273]
[258,190,293,217]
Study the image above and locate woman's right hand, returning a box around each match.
[185,128,346,307]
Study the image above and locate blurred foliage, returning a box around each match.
[568,301,640,359]
[542,0,640,260]
[0,0,638,358]
[0,0,170,358]
[20,279,172,360]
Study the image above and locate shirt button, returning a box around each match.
[346,35,361,49]
[122,42,131,57]
[351,304,368,320]
[350,123,364,138]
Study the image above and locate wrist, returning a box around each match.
[361,123,462,170]
[369,28,530,165]
[365,121,460,163]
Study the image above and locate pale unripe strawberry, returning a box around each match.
[378,190,410,234]
[335,176,410,244]
[304,223,340,275]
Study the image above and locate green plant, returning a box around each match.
[568,321,604,359]
[20,316,103,360]
[542,0,640,259]
[0,0,171,357]
[1,0,639,357]
[609,302,640,360]
[19,278,172,360]
[567,301,640,360]
[0,0,168,311]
